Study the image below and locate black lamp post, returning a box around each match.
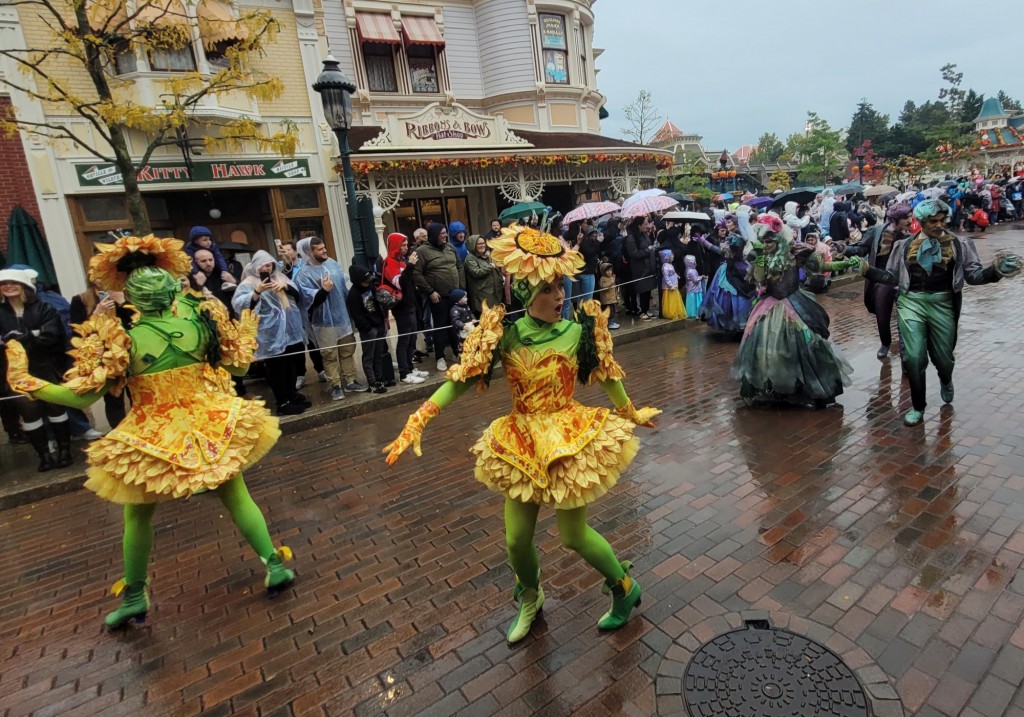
[718,151,728,192]
[312,55,367,267]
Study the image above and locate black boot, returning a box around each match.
[52,420,73,468]
[25,427,56,472]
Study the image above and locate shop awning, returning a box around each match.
[401,16,444,47]
[196,0,249,49]
[135,0,190,27]
[67,0,128,32]
[356,13,401,45]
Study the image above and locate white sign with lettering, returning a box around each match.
[361,103,532,151]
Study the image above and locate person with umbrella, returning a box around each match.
[885,199,1022,426]
[624,216,658,319]
[384,224,659,643]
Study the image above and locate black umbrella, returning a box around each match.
[770,188,818,208]
[666,192,695,203]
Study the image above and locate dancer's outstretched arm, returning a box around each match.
[383,378,476,463]
[4,340,108,409]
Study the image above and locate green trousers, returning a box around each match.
[897,291,957,411]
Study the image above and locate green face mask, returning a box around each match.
[125,267,179,313]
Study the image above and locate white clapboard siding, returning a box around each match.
[441,5,484,99]
[321,1,357,81]
[473,0,536,97]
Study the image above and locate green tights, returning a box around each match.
[121,474,276,583]
[504,498,626,588]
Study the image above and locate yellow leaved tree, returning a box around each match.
[0,0,297,233]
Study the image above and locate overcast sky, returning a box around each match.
[592,0,1024,151]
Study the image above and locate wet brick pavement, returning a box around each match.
[3,227,1024,716]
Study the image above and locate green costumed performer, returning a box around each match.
[4,235,295,628]
[384,225,660,644]
[885,198,1021,426]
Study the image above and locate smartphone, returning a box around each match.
[98,291,110,302]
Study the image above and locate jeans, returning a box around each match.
[561,276,573,319]
[428,296,455,361]
[393,309,417,377]
[359,327,386,384]
[573,273,595,306]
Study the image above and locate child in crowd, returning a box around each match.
[184,226,235,284]
[345,264,389,394]
[683,255,704,318]
[598,262,620,329]
[449,288,475,358]
[964,207,989,232]
[659,249,686,320]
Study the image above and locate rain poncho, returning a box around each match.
[232,250,304,360]
[294,238,353,341]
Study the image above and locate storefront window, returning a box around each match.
[408,45,439,94]
[389,197,472,236]
[393,199,420,238]
[419,198,444,228]
[538,13,569,85]
[446,197,469,231]
[281,186,320,210]
[113,38,138,75]
[80,196,129,223]
[363,42,398,93]
[286,217,325,243]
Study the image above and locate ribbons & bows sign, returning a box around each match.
[361,103,532,151]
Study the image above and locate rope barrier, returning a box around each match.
[0,274,658,403]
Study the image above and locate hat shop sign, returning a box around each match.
[75,158,312,187]
[361,102,531,152]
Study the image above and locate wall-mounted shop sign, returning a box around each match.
[76,158,311,187]
[361,103,532,151]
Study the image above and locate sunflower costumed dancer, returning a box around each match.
[384,226,660,644]
[3,235,295,628]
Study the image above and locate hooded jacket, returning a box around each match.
[783,201,810,237]
[382,233,417,315]
[413,223,465,297]
[448,221,469,263]
[231,250,304,359]
[345,264,386,334]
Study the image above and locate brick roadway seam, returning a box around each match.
[2,228,1024,717]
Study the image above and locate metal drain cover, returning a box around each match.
[683,625,869,717]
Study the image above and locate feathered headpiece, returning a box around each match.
[89,234,193,292]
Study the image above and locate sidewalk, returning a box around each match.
[0,300,720,510]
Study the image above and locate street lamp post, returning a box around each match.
[718,151,729,193]
[312,55,368,267]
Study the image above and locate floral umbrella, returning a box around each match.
[563,201,621,224]
[621,188,666,210]
[618,195,678,218]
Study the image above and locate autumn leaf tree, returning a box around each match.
[0,0,298,233]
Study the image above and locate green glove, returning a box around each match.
[996,255,1022,277]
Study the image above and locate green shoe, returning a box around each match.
[103,580,149,629]
[940,382,954,404]
[263,547,295,595]
[601,561,634,596]
[903,409,924,426]
[512,567,541,603]
[506,586,544,644]
[597,575,642,630]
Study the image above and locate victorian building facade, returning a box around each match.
[322,0,670,244]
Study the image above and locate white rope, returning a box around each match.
[0,275,657,403]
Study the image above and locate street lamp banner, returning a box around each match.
[75,158,312,187]
[361,102,532,151]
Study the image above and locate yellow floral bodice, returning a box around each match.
[503,347,579,414]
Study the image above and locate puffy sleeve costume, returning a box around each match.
[384,225,658,642]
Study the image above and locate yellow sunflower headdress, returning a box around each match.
[89,234,193,292]
[488,226,584,306]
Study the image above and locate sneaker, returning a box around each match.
[384,380,397,387]
[317,371,327,383]
[412,369,429,378]
[412,355,424,364]
[413,350,428,360]
[73,428,106,441]
[641,313,654,321]
[330,387,345,401]
[295,375,306,390]
[345,382,369,393]
[291,392,311,406]
[371,383,388,394]
[402,374,426,384]
[277,401,307,415]
[608,322,621,330]
[436,358,447,372]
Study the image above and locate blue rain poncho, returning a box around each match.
[293,238,353,342]
[232,250,305,360]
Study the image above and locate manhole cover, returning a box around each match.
[683,625,869,717]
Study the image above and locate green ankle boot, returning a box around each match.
[597,575,642,630]
[601,561,634,595]
[104,579,150,629]
[263,547,295,595]
[506,585,544,644]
